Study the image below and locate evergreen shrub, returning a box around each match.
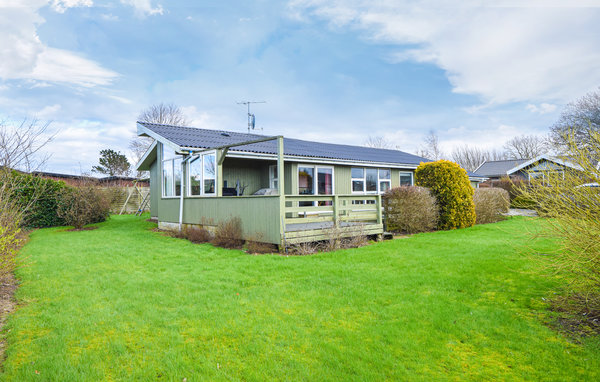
[415,160,476,230]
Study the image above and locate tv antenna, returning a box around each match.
[237,101,266,132]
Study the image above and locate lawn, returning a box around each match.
[2,215,599,381]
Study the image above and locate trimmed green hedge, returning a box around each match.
[2,171,72,228]
[415,160,476,230]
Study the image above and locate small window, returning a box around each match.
[379,181,390,193]
[399,172,413,186]
[379,169,391,180]
[351,168,364,178]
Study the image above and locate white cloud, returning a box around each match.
[0,2,117,87]
[36,104,61,119]
[51,0,93,13]
[120,0,164,16]
[526,103,557,114]
[289,0,600,104]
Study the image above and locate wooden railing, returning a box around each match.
[284,194,382,226]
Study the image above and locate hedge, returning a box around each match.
[1,171,71,228]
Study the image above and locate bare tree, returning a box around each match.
[503,134,550,159]
[417,130,444,160]
[364,136,395,149]
[451,145,508,172]
[550,87,600,153]
[138,102,191,127]
[131,103,191,168]
[0,118,54,172]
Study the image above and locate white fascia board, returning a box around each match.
[507,154,583,174]
[222,150,423,169]
[137,122,184,154]
[135,140,157,171]
[469,176,488,182]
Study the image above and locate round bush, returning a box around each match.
[473,188,510,224]
[415,160,476,230]
[382,186,438,234]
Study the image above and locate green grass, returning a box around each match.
[2,216,599,381]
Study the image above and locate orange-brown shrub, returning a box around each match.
[473,188,510,224]
[382,186,438,234]
[246,241,277,254]
[185,226,213,243]
[57,185,111,229]
[211,217,244,249]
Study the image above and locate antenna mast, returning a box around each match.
[237,101,266,132]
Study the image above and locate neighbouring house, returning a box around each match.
[475,155,583,182]
[136,122,486,247]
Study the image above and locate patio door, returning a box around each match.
[298,165,333,206]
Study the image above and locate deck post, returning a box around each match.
[333,194,339,227]
[277,136,285,247]
[217,149,223,197]
[376,194,383,225]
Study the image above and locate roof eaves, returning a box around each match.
[137,122,183,153]
[136,140,158,171]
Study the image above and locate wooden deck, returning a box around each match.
[282,194,384,244]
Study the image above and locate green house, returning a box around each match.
[136,122,484,247]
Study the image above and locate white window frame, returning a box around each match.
[269,164,278,189]
[398,171,414,187]
[297,165,335,196]
[378,168,391,193]
[187,150,217,197]
[161,144,182,199]
[351,167,394,194]
[297,165,335,208]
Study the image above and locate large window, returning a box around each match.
[352,167,393,194]
[162,144,181,197]
[188,152,216,196]
[298,165,333,206]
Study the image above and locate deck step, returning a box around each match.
[382,232,394,240]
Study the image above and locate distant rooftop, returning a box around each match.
[475,159,529,177]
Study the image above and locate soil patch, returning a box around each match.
[549,297,600,340]
[0,274,17,365]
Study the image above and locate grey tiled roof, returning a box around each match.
[139,122,431,166]
[475,159,529,177]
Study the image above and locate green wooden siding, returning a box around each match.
[391,169,400,188]
[334,165,351,194]
[284,162,296,195]
[158,196,282,244]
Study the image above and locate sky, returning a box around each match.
[1,0,599,174]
